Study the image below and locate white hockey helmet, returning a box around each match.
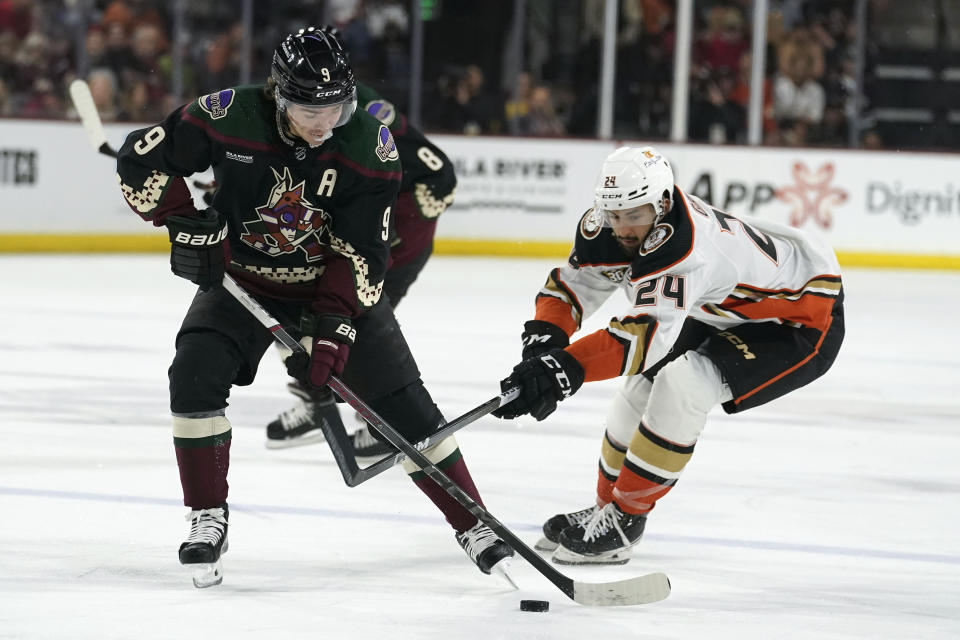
[594,146,674,224]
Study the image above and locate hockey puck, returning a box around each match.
[519,599,549,612]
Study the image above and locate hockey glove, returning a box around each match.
[284,315,356,389]
[166,209,227,291]
[492,348,585,421]
[521,319,569,360]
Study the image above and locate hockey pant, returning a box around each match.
[596,300,845,516]
[169,285,486,532]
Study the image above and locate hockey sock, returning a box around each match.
[597,429,626,504]
[611,420,695,514]
[404,437,485,532]
[173,414,232,507]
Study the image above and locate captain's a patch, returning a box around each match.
[375,125,399,162]
[640,223,673,255]
[198,89,235,120]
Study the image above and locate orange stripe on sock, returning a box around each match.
[596,469,615,505]
[612,466,675,514]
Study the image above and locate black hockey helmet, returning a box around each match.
[271,27,356,126]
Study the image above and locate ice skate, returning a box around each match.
[179,503,229,588]
[534,503,600,552]
[351,424,394,461]
[456,521,517,588]
[552,502,646,566]
[265,383,338,449]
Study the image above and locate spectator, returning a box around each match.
[689,68,744,143]
[504,71,533,135]
[124,22,169,110]
[84,26,108,69]
[729,50,777,139]
[0,30,17,91]
[366,0,408,40]
[861,128,884,150]
[20,77,62,118]
[100,21,134,84]
[778,117,810,146]
[0,0,32,39]
[0,76,11,116]
[695,5,749,74]
[11,31,52,95]
[87,67,120,121]
[773,47,825,127]
[196,32,237,94]
[437,65,501,135]
[777,24,825,80]
[512,84,566,137]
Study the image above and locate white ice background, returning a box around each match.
[1,255,958,639]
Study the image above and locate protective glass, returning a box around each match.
[278,90,357,130]
[598,204,658,227]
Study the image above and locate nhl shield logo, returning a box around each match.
[375,125,399,162]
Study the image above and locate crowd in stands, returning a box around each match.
[0,0,870,148]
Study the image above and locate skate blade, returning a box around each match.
[265,432,327,449]
[550,545,632,566]
[534,537,558,552]
[191,559,223,588]
[490,558,519,590]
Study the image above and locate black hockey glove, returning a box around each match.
[166,208,227,291]
[520,319,569,359]
[492,348,585,421]
[284,315,356,389]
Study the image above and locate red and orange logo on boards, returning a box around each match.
[776,162,848,229]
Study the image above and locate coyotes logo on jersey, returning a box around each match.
[240,166,329,261]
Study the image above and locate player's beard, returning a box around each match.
[615,234,641,256]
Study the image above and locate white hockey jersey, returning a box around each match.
[534,186,843,382]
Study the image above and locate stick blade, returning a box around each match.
[69,78,109,152]
[573,572,671,606]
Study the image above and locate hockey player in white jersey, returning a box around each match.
[492,146,845,565]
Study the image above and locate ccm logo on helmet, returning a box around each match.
[173,225,228,246]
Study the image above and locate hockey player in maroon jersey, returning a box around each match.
[493,146,845,565]
[116,26,511,586]
[263,25,457,458]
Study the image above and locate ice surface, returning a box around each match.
[1,255,958,639]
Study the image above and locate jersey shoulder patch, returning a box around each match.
[365,99,397,127]
[630,190,695,279]
[332,110,402,174]
[183,85,274,145]
[197,88,235,120]
[375,124,399,162]
[572,208,632,268]
[639,223,673,255]
[579,207,603,240]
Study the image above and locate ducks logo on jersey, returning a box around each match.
[640,223,673,256]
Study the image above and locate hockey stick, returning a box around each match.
[69,78,118,158]
[65,83,493,484]
[71,82,220,206]
[221,274,519,487]
[222,274,671,606]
